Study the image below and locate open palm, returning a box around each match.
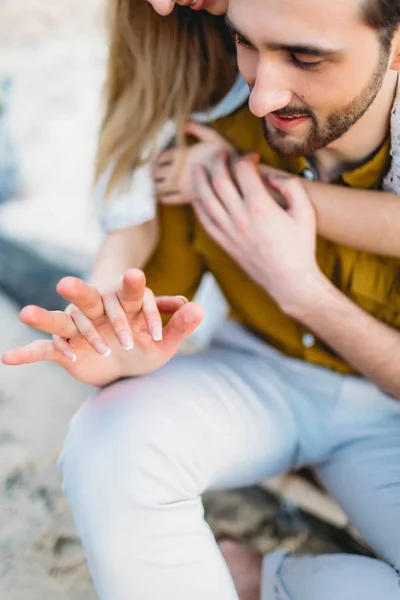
[2,269,203,387]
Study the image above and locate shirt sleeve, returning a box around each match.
[94,121,177,235]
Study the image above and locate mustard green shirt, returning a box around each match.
[145,105,397,375]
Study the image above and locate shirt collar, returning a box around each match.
[276,136,391,189]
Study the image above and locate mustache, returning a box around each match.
[272,106,314,118]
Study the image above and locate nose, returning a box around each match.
[248,57,292,118]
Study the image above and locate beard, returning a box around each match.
[263,48,390,157]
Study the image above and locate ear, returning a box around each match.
[388,28,400,70]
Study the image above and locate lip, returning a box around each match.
[267,113,311,131]
[189,0,206,9]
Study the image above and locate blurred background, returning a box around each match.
[0,2,104,598]
[0,2,373,599]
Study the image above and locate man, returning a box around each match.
[3,0,400,598]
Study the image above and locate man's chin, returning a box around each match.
[264,133,309,158]
[262,119,316,157]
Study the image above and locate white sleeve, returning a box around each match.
[94,121,176,234]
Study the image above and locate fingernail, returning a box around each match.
[64,349,77,363]
[176,295,188,304]
[151,323,163,341]
[268,173,288,181]
[246,152,260,165]
[93,339,112,357]
[118,331,134,350]
[184,312,198,324]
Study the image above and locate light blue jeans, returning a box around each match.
[59,321,400,600]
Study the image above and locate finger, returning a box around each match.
[235,159,281,217]
[2,339,59,366]
[260,175,289,209]
[245,152,261,165]
[154,173,179,195]
[19,305,77,338]
[101,290,134,350]
[56,277,105,321]
[194,165,235,237]
[268,175,315,226]
[117,269,147,315]
[143,288,163,341]
[156,295,188,313]
[68,305,112,357]
[159,193,188,205]
[52,334,77,363]
[211,151,249,231]
[192,197,230,252]
[155,149,177,167]
[161,302,204,355]
[153,164,174,182]
[184,121,230,147]
[146,0,175,16]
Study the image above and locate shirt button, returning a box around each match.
[302,333,315,348]
[301,168,316,181]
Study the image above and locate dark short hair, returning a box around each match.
[362,0,400,48]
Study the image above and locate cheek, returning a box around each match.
[293,66,366,115]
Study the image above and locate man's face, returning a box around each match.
[227,0,391,157]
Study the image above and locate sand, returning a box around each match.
[0,2,103,597]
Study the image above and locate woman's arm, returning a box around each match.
[154,120,400,258]
[258,163,400,258]
[303,181,400,257]
[89,220,158,289]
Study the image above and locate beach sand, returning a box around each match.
[0,2,102,597]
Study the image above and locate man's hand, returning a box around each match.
[193,152,325,314]
[154,122,233,205]
[1,269,204,387]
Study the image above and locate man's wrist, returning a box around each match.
[281,270,336,324]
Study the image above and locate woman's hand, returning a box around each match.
[53,276,169,361]
[154,121,233,205]
[1,269,204,387]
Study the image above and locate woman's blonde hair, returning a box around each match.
[95,0,237,196]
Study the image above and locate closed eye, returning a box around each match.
[235,33,254,50]
[289,53,323,70]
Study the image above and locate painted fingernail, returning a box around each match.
[151,323,163,341]
[93,339,112,357]
[64,349,77,363]
[118,331,134,350]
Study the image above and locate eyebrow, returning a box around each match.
[225,14,341,57]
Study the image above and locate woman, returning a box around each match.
[61,0,244,360]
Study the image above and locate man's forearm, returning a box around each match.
[290,278,400,399]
